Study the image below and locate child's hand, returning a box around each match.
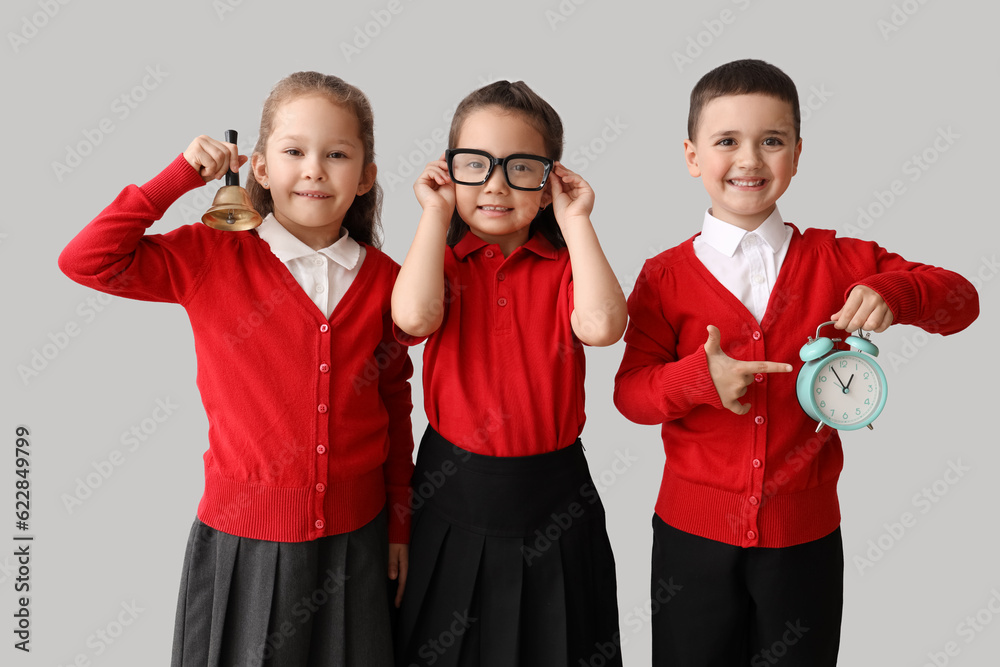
[388,543,408,608]
[413,155,456,216]
[549,162,595,225]
[832,285,893,332]
[704,325,793,415]
[182,135,247,183]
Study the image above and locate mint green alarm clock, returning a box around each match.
[796,320,888,431]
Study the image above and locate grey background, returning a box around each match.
[3,0,997,664]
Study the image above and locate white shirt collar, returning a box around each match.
[699,207,786,258]
[256,213,361,270]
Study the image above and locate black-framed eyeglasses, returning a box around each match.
[446,149,553,191]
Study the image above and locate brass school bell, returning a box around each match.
[201,129,263,231]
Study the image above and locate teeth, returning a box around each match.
[298,193,328,198]
[480,206,510,211]
[730,179,764,187]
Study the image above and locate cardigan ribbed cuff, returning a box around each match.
[660,345,724,415]
[141,154,207,214]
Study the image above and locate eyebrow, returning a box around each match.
[274,134,359,146]
[710,128,792,138]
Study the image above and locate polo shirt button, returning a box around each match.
[752,331,761,340]
[752,458,761,468]
[316,483,325,493]
[315,284,325,294]
[316,445,326,454]
[754,416,765,425]
[320,324,329,333]
[318,404,328,413]
[497,297,508,307]
[315,520,324,530]
[320,363,330,373]
[754,373,764,383]
[484,249,495,258]
[497,272,506,281]
[749,496,759,506]
[747,530,756,540]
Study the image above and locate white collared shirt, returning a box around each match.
[256,213,366,318]
[692,207,792,323]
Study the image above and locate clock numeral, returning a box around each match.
[856,408,861,416]
[867,385,874,393]
[842,412,848,420]
[864,398,870,406]
[830,409,835,417]
[863,372,870,380]
[819,375,828,383]
[815,388,822,395]
[819,400,826,408]
[839,360,848,368]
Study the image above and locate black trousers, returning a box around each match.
[651,515,843,666]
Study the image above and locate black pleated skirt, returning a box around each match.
[172,507,394,667]
[397,427,622,667]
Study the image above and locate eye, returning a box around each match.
[763,137,784,147]
[716,138,736,147]
[284,148,302,156]
[465,159,485,170]
[328,151,347,159]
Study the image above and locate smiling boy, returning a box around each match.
[614,59,978,665]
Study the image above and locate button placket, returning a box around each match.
[314,318,332,537]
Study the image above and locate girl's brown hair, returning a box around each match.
[246,71,383,248]
[446,80,565,248]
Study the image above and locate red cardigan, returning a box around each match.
[58,155,415,543]
[614,225,978,548]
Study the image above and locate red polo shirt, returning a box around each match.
[397,231,585,457]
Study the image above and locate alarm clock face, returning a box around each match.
[811,353,885,428]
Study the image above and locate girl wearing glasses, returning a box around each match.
[392,80,626,666]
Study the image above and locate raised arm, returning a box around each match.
[549,163,627,346]
[391,156,455,338]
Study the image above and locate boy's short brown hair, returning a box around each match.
[688,59,800,141]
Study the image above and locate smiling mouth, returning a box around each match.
[728,179,766,188]
[295,192,331,199]
[479,205,512,212]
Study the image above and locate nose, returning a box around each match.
[301,155,325,180]
[736,144,763,169]
[482,165,508,193]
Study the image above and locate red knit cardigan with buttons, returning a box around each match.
[58,155,415,543]
[614,226,978,548]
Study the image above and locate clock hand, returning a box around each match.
[830,366,847,390]
[845,373,854,391]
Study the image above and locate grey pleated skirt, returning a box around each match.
[172,507,394,667]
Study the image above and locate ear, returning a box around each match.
[792,137,803,176]
[539,179,554,210]
[250,153,268,187]
[683,139,701,178]
[357,162,377,196]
